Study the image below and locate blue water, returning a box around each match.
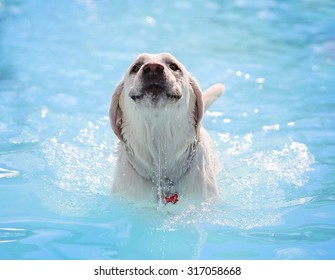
[1,0,335,260]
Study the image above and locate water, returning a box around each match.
[0,0,334,259]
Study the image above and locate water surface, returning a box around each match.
[0,0,335,259]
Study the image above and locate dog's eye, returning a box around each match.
[130,64,141,74]
[169,63,180,71]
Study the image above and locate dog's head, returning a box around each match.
[109,53,203,141]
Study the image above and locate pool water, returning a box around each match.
[1,0,335,259]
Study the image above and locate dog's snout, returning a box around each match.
[143,63,164,75]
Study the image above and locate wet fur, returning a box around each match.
[109,53,224,202]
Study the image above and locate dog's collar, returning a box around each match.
[123,139,198,174]
[123,139,199,204]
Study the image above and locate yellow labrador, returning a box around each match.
[109,53,224,204]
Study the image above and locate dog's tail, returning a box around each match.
[203,83,225,111]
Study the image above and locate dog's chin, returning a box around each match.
[130,85,181,105]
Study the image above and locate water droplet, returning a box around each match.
[262,124,280,132]
[41,106,48,118]
[236,70,243,77]
[145,16,156,26]
[256,77,265,84]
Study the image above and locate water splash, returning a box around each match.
[41,117,115,216]
[156,145,164,210]
[159,131,314,230]
[41,118,314,228]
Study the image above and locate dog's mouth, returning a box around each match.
[130,84,181,102]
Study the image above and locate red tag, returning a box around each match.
[164,193,179,204]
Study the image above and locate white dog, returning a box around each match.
[109,53,224,204]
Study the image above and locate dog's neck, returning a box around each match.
[120,110,198,188]
[123,139,197,195]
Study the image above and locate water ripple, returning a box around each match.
[0,167,19,179]
[241,224,335,243]
[0,227,31,243]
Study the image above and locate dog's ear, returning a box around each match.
[189,77,204,140]
[109,81,124,142]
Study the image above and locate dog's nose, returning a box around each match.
[142,63,164,75]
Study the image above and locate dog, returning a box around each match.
[109,53,224,204]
